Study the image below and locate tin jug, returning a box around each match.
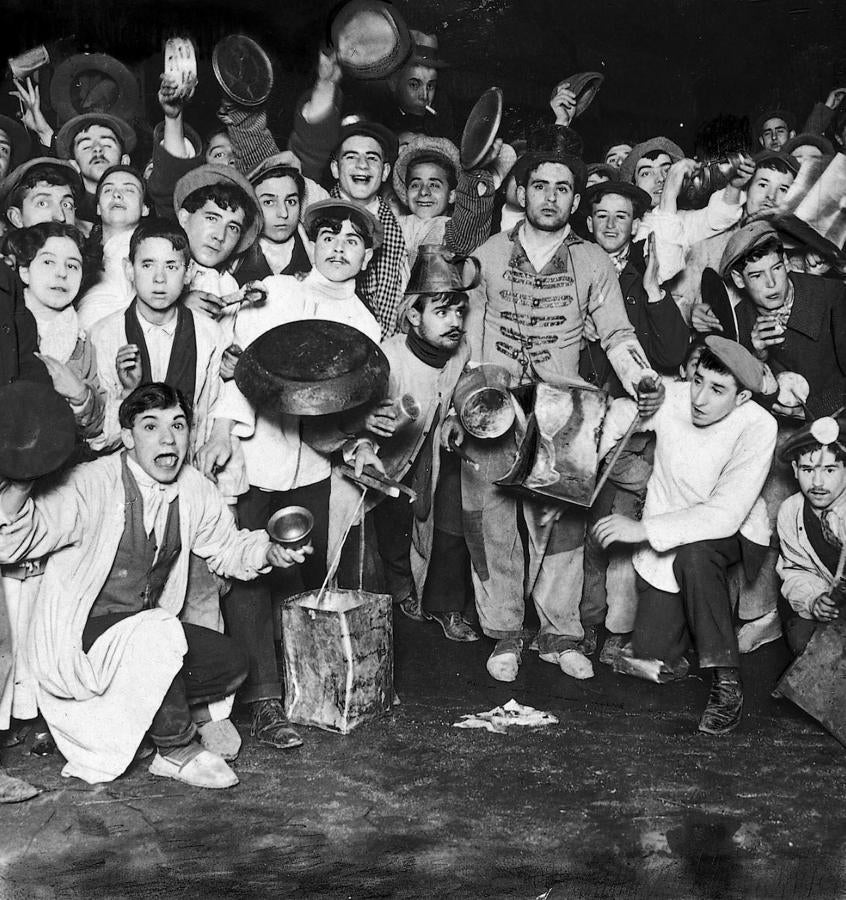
[405,244,482,294]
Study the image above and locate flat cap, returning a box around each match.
[752,148,800,176]
[0,156,82,210]
[779,411,846,462]
[55,112,137,158]
[704,335,769,394]
[619,137,684,184]
[173,163,262,256]
[718,221,780,277]
[301,198,383,250]
[392,135,460,206]
[335,120,399,165]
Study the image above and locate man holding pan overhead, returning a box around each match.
[460,126,658,684]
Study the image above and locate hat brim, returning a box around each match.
[0,156,82,210]
[554,72,604,118]
[50,53,140,125]
[330,0,413,80]
[772,212,846,264]
[393,137,460,206]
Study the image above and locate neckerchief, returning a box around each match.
[406,330,453,369]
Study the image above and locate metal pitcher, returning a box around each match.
[405,244,482,295]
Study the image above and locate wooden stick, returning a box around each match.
[339,463,417,502]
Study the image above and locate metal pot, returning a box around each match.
[682,151,753,206]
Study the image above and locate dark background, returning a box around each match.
[1,0,845,162]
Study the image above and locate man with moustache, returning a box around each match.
[460,127,656,684]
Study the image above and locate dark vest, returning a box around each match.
[89,456,182,618]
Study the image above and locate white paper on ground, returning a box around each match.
[452,699,559,734]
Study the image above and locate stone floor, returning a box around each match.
[1,615,844,900]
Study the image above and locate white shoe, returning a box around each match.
[198,718,242,761]
[149,743,238,789]
[540,648,595,680]
[486,638,523,682]
[737,610,782,654]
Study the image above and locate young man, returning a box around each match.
[76,164,150,331]
[0,382,308,788]
[391,135,500,268]
[461,129,655,683]
[351,279,478,642]
[579,182,690,659]
[594,337,777,734]
[55,113,136,227]
[776,415,846,655]
[0,113,30,181]
[233,153,315,285]
[754,109,796,152]
[197,199,380,751]
[603,141,634,170]
[1,158,81,231]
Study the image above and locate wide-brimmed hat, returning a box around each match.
[50,52,140,124]
[55,112,137,158]
[510,124,586,191]
[619,137,684,184]
[551,72,604,119]
[0,382,77,480]
[301,198,383,249]
[329,0,413,81]
[0,156,83,210]
[408,30,449,68]
[334,119,399,165]
[173,163,262,255]
[782,133,835,157]
[392,136,460,206]
[0,115,31,172]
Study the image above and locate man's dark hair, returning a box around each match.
[406,154,458,190]
[305,215,374,249]
[129,217,191,265]
[696,347,740,391]
[95,163,150,209]
[119,382,192,429]
[734,237,784,275]
[253,165,306,203]
[683,336,708,368]
[8,164,80,211]
[790,441,846,464]
[12,222,86,269]
[181,183,254,230]
[410,290,468,315]
[754,158,796,179]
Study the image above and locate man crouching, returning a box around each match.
[594,337,777,735]
[0,383,307,788]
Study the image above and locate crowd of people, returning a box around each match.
[1,10,846,801]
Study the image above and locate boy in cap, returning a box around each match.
[776,413,846,654]
[196,199,380,751]
[1,158,81,232]
[594,336,777,734]
[0,382,308,789]
[76,164,150,331]
[55,113,136,227]
[754,109,796,152]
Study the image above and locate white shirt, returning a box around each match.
[137,310,177,381]
[76,230,135,333]
[125,455,179,548]
[216,269,381,491]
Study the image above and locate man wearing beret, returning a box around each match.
[595,337,778,734]
[776,413,846,656]
[459,129,657,684]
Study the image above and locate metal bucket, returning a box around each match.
[453,365,515,439]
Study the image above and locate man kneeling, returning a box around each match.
[594,338,777,735]
[0,383,307,788]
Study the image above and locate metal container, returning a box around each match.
[267,506,314,551]
[682,151,753,206]
[453,365,515,440]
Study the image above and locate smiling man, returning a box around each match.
[0,382,308,789]
[594,336,777,735]
[460,125,655,684]
[197,199,381,753]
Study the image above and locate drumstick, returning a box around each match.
[590,411,640,506]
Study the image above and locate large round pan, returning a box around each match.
[212,35,274,107]
[460,86,503,170]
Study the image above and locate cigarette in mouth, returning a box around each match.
[425,105,437,115]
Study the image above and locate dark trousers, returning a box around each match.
[633,537,742,669]
[222,479,330,703]
[82,612,248,750]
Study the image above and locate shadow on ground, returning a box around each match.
[1,617,844,899]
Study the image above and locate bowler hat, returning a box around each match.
[50,53,140,125]
[510,124,586,192]
[0,382,77,480]
[301,198,383,250]
[173,163,262,256]
[55,112,137,159]
[392,135,460,206]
